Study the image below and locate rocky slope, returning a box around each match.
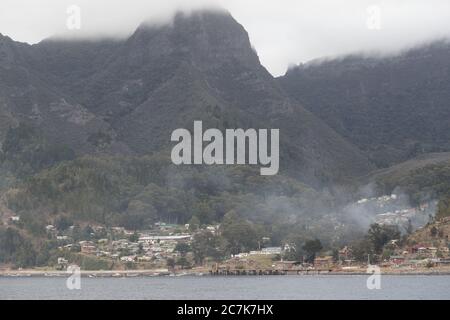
[0,10,375,185]
[279,41,450,168]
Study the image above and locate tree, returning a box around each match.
[332,249,339,262]
[404,219,414,235]
[166,258,176,269]
[0,227,36,268]
[188,216,200,232]
[367,224,400,254]
[430,226,438,237]
[193,201,213,225]
[351,238,373,262]
[55,216,73,231]
[129,232,139,243]
[174,242,191,256]
[220,211,258,255]
[176,256,191,269]
[191,231,225,264]
[122,200,157,230]
[302,239,323,263]
[437,197,450,220]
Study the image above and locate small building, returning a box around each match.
[339,246,352,260]
[389,255,406,265]
[232,252,249,258]
[409,244,428,254]
[314,256,334,269]
[261,247,282,255]
[137,256,152,262]
[97,238,109,245]
[437,258,450,266]
[139,235,191,242]
[57,257,68,269]
[79,240,97,254]
[46,225,56,232]
[120,255,136,262]
[417,247,438,257]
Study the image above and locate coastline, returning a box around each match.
[2,267,450,278]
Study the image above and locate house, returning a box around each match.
[97,238,109,245]
[137,256,152,262]
[120,255,136,262]
[338,246,352,260]
[389,255,406,265]
[283,243,295,252]
[111,227,125,234]
[388,239,400,247]
[46,225,56,232]
[409,244,428,254]
[437,258,450,266]
[57,257,69,269]
[233,252,249,258]
[79,241,97,254]
[139,235,191,242]
[439,246,450,253]
[261,247,282,255]
[10,216,20,222]
[97,251,111,257]
[417,247,438,257]
[314,256,334,268]
[112,239,130,250]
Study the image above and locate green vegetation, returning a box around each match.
[279,43,450,168]
[375,160,450,219]
[302,239,323,263]
[4,152,338,231]
[1,123,75,178]
[0,228,36,268]
[1,151,356,268]
[350,224,401,262]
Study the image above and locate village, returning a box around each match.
[3,214,450,277]
[2,191,450,277]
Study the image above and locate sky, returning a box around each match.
[1,0,450,76]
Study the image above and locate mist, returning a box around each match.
[1,0,450,76]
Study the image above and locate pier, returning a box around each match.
[208,269,333,276]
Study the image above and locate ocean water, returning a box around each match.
[1,275,449,300]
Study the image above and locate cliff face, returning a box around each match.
[0,10,375,185]
[279,41,450,168]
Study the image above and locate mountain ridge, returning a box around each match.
[0,9,375,185]
[279,40,450,168]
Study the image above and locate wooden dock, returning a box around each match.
[209,269,333,276]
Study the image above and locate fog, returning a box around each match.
[1,0,450,76]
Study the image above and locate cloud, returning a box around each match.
[1,0,450,76]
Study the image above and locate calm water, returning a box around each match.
[1,275,449,300]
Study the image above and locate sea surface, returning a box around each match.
[1,275,449,300]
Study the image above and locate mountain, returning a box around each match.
[0,34,117,153]
[0,10,374,185]
[278,41,450,168]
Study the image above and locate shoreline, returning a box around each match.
[2,268,450,278]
